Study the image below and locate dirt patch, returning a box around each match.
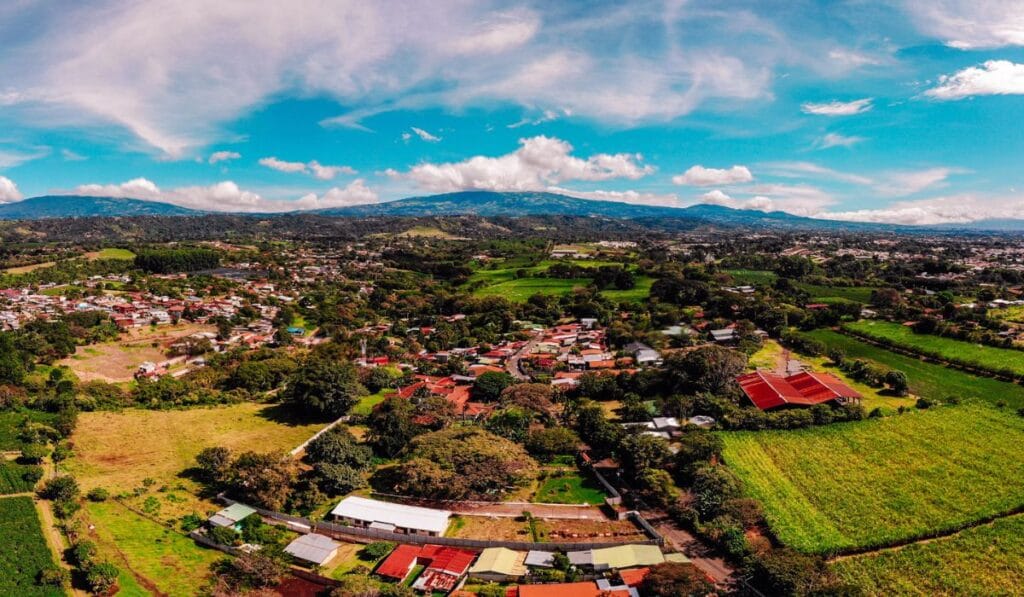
[58,323,215,383]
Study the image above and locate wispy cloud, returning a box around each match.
[208,150,240,164]
[410,127,441,142]
[801,98,873,116]
[816,132,865,149]
[925,60,1024,100]
[259,157,356,180]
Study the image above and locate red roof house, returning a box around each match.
[375,544,422,581]
[737,370,861,410]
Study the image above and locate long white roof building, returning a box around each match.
[330,496,451,536]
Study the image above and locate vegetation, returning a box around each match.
[133,247,220,273]
[534,470,607,504]
[721,403,1024,554]
[0,461,43,494]
[0,496,63,597]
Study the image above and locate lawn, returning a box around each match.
[845,320,1024,377]
[600,276,654,303]
[352,390,394,416]
[800,329,1024,408]
[534,470,607,505]
[84,500,220,596]
[0,461,41,495]
[720,403,1024,555]
[832,513,1024,596]
[467,259,645,302]
[474,277,588,301]
[0,410,60,451]
[0,496,63,597]
[725,269,777,285]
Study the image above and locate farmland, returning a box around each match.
[720,403,1024,554]
[832,513,1024,595]
[0,410,59,451]
[723,270,873,303]
[801,329,1024,408]
[845,320,1024,377]
[466,258,650,302]
[0,461,41,494]
[0,496,63,597]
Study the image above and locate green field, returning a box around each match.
[351,390,394,416]
[474,277,589,301]
[833,513,1024,596]
[798,284,874,304]
[845,320,1024,377]
[88,248,136,260]
[0,496,63,597]
[0,461,41,495]
[725,269,777,285]
[0,410,59,451]
[600,276,654,303]
[86,500,220,596]
[720,404,1024,554]
[467,259,649,302]
[801,329,1024,408]
[534,470,607,505]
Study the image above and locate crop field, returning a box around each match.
[534,470,607,504]
[467,258,648,302]
[845,320,1024,377]
[0,496,63,597]
[0,410,59,451]
[832,512,1024,596]
[474,277,587,301]
[720,404,1024,554]
[600,276,654,303]
[800,329,1024,408]
[0,461,41,495]
[85,500,219,596]
[84,247,136,260]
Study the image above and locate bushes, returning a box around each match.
[86,487,110,502]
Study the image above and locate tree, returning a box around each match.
[754,548,831,596]
[525,427,581,460]
[226,452,297,511]
[366,396,421,458]
[39,475,79,501]
[484,407,533,443]
[314,462,366,495]
[641,562,716,597]
[85,562,120,594]
[674,429,724,480]
[363,367,403,393]
[473,371,515,402]
[500,383,556,415]
[284,356,365,418]
[664,345,747,395]
[331,575,381,597]
[691,465,742,520]
[305,427,372,469]
[215,551,288,591]
[619,433,671,479]
[195,446,233,483]
[885,370,909,396]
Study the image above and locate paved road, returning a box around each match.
[506,332,543,381]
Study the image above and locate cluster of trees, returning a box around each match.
[196,447,298,511]
[134,247,220,273]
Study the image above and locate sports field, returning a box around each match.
[721,403,1024,555]
[801,329,1024,408]
[845,320,1024,377]
[832,513,1024,596]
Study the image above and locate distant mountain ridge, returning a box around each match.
[1,190,1017,232]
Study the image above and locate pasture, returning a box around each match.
[0,461,41,495]
[801,329,1024,408]
[845,320,1024,377]
[798,284,873,304]
[467,258,650,302]
[0,496,63,597]
[84,247,136,260]
[832,513,1024,596]
[720,403,1024,554]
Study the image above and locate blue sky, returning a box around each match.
[2,0,1024,223]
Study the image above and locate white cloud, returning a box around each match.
[410,127,441,142]
[875,168,956,196]
[816,132,865,149]
[760,161,873,185]
[259,157,356,180]
[925,60,1024,100]
[693,182,836,216]
[548,186,684,208]
[672,165,753,186]
[827,49,882,68]
[61,149,87,161]
[208,150,240,164]
[800,98,873,116]
[819,194,1024,225]
[0,146,50,168]
[69,177,377,213]
[448,10,540,54]
[0,176,23,203]
[401,132,412,142]
[699,189,733,205]
[398,135,652,192]
[905,0,1024,49]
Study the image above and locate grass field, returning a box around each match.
[3,261,56,274]
[721,403,1024,554]
[832,513,1024,596]
[534,470,607,505]
[474,277,589,301]
[0,496,63,597]
[801,329,1024,408]
[85,500,219,596]
[725,269,777,285]
[845,320,1024,377]
[352,390,394,416]
[0,410,59,451]
[0,461,41,495]
[467,258,649,302]
[798,284,874,304]
[85,248,136,260]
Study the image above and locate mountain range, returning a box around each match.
[0,191,1019,232]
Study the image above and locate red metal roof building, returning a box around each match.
[737,370,861,410]
[375,544,423,581]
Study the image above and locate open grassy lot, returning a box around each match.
[467,258,647,302]
[600,275,654,303]
[474,277,588,301]
[798,284,874,304]
[0,410,59,451]
[845,320,1024,377]
[0,496,63,597]
[351,390,394,416]
[534,470,607,505]
[720,403,1024,555]
[67,403,324,497]
[725,269,777,285]
[85,500,220,596]
[801,329,1024,408]
[832,513,1024,596]
[57,322,214,383]
[84,248,136,260]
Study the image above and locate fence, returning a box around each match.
[289,415,350,456]
[218,495,663,550]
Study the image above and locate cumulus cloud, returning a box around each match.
[699,189,733,205]
[692,182,836,216]
[801,98,873,116]
[410,127,441,142]
[672,165,753,186]
[816,132,865,149]
[69,177,376,212]
[905,0,1024,49]
[208,151,240,164]
[0,176,23,202]
[925,60,1024,100]
[820,194,1024,225]
[259,157,356,180]
[548,186,684,208]
[396,136,652,192]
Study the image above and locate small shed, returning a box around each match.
[284,533,341,566]
[209,503,256,529]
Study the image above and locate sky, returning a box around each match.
[1,0,1024,224]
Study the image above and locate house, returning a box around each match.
[411,546,478,594]
[523,550,556,568]
[283,533,341,566]
[467,547,527,582]
[512,581,631,597]
[330,496,451,536]
[624,342,662,366]
[208,503,256,529]
[567,544,666,571]
[375,544,422,581]
[709,328,737,343]
[736,370,862,411]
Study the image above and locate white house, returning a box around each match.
[330,496,451,536]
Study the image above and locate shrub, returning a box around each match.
[85,561,120,594]
[37,567,69,587]
[20,444,50,464]
[87,488,110,502]
[360,541,395,560]
[39,475,79,501]
[71,540,98,569]
[180,513,204,532]
[208,525,239,546]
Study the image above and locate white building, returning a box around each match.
[330,496,451,536]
